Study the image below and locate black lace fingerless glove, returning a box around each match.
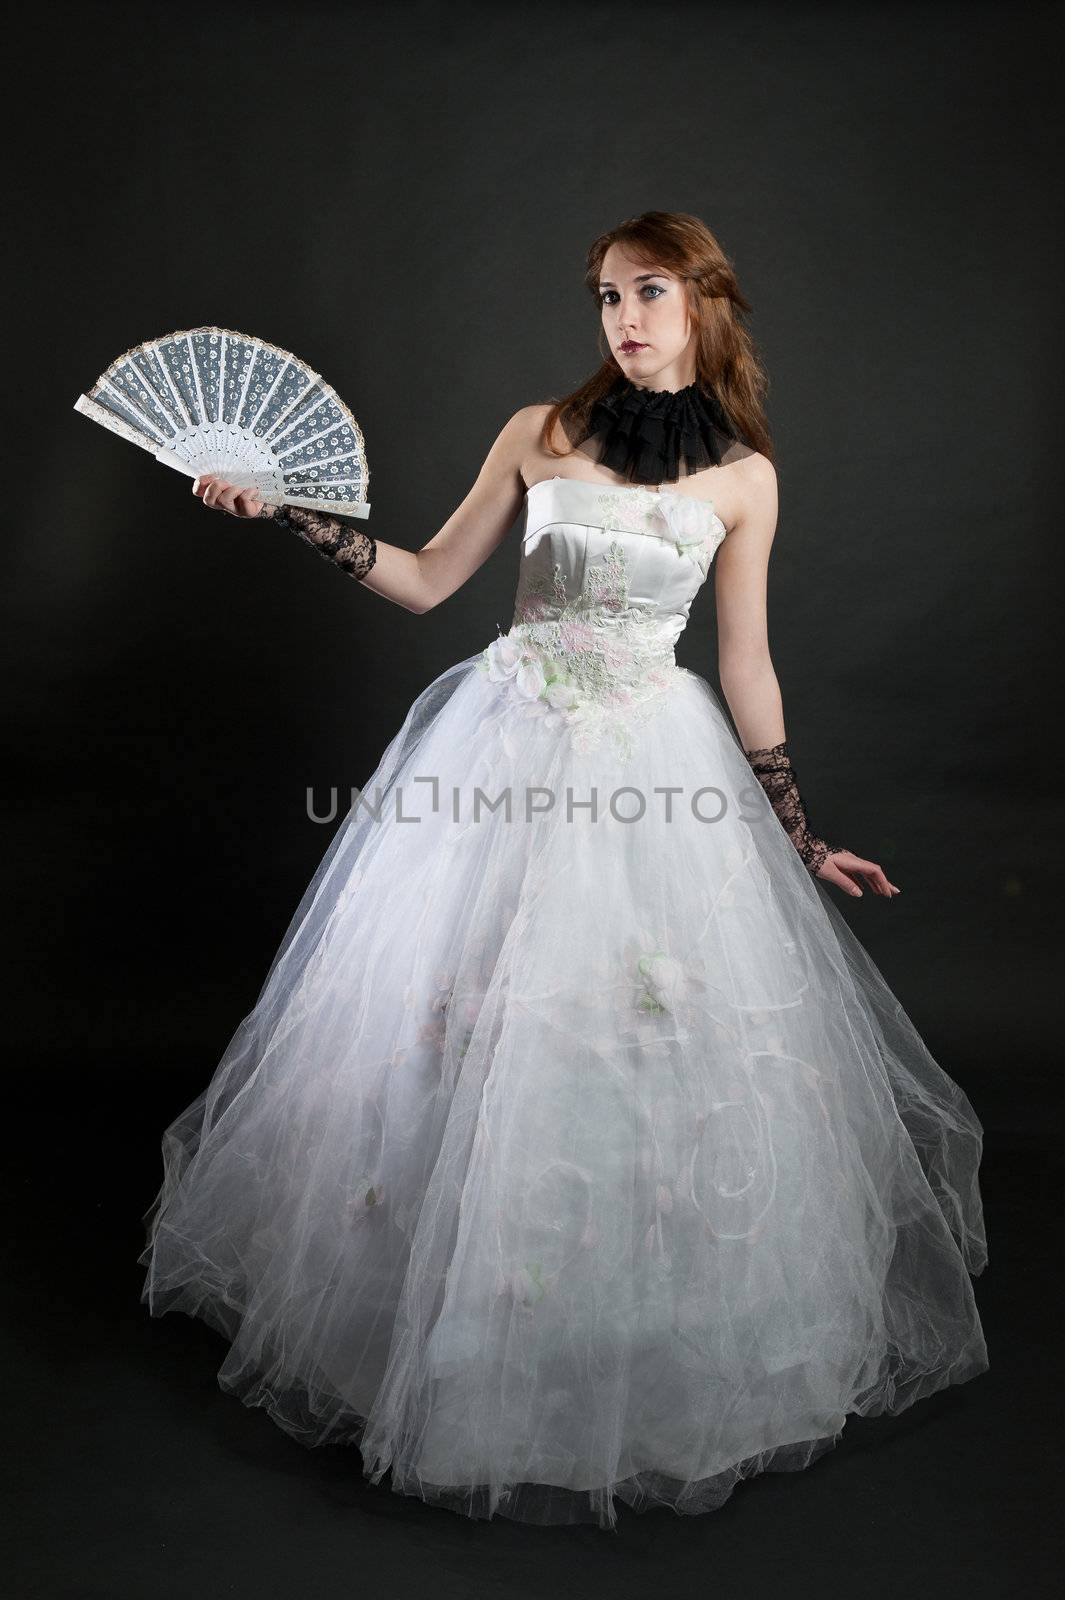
[264,503,377,580]
[744,740,845,877]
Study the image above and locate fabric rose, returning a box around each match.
[657,493,725,576]
[484,634,525,683]
[634,948,688,1013]
[515,657,548,701]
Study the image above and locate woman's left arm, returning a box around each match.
[713,454,900,901]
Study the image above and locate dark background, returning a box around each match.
[7,0,1061,1593]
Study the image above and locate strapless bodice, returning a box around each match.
[513,476,726,645]
[475,477,728,760]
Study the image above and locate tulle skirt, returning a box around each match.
[138,652,988,1530]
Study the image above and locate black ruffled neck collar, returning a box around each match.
[575,376,738,486]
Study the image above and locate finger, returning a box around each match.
[818,852,859,890]
[206,482,238,513]
[833,853,899,898]
[824,863,863,898]
[856,861,900,897]
[234,487,263,518]
[216,485,243,516]
[193,474,216,499]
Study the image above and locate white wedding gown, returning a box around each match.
[139,474,989,1530]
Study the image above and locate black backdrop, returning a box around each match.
[8,1,1061,1593]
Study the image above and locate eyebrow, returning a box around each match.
[598,272,671,288]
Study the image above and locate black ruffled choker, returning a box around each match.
[574,376,738,486]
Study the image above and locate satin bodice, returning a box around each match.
[512,476,727,647]
[477,476,727,758]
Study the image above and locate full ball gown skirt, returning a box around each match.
[139,476,988,1530]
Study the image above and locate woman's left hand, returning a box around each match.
[817,848,900,899]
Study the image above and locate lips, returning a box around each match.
[620,342,647,353]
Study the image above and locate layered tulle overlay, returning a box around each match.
[140,479,988,1529]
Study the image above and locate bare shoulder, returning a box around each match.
[473,404,547,488]
[723,448,778,536]
[506,402,571,483]
[731,447,777,501]
[499,402,555,442]
[485,403,553,467]
[512,402,565,452]
[513,401,555,424]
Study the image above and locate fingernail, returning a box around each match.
[851,889,861,896]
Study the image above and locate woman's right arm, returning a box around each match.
[194,406,537,614]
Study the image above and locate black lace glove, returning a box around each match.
[744,740,846,877]
[263,503,377,580]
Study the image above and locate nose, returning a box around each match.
[615,299,642,335]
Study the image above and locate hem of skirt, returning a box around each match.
[140,1277,990,1532]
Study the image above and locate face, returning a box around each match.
[598,244,697,391]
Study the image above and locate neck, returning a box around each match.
[620,359,698,395]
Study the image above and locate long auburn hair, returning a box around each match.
[540,210,774,465]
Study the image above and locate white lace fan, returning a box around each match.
[74,326,370,518]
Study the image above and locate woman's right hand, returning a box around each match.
[193,473,276,519]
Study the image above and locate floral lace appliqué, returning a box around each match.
[477,539,679,760]
[596,489,727,577]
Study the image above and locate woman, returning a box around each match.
[140,210,988,1531]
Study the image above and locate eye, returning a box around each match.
[599,285,666,306]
